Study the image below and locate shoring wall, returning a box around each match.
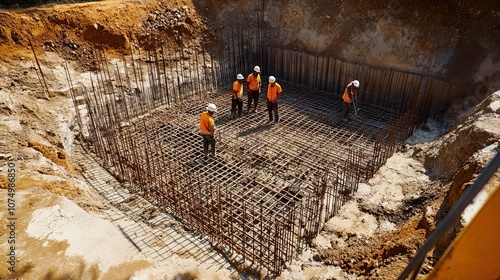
[264,47,468,118]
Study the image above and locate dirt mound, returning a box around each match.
[421,91,500,181]
[316,218,428,278]
[0,0,208,69]
[28,141,76,173]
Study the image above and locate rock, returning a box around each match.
[63,37,72,46]
[57,151,66,160]
[312,235,332,250]
[0,90,14,114]
[44,41,55,48]
[3,118,22,132]
[0,153,13,161]
[418,206,434,231]
[11,32,20,43]
[259,267,268,279]
[229,271,239,280]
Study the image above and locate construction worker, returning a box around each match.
[341,80,360,122]
[246,66,261,113]
[267,76,282,123]
[230,74,245,119]
[200,103,217,159]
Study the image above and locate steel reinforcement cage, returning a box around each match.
[67,33,464,276]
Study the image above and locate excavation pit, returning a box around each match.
[70,38,467,276]
[78,76,426,275]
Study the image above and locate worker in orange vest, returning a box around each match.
[267,76,282,123]
[200,103,217,159]
[341,80,360,122]
[230,74,245,119]
[246,66,261,113]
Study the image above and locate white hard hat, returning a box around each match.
[352,80,360,88]
[253,66,260,73]
[269,76,276,83]
[206,103,217,112]
[237,74,244,80]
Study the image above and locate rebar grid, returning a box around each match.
[67,34,447,275]
[75,80,420,277]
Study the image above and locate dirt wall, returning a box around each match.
[1,0,498,87]
[196,0,500,86]
[422,91,500,181]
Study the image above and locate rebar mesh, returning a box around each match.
[67,35,464,276]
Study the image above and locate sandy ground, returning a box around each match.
[0,52,241,279]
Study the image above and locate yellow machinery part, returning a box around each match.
[427,185,500,280]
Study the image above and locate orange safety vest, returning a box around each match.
[200,111,214,135]
[247,73,261,91]
[342,82,357,104]
[233,80,243,99]
[267,82,282,103]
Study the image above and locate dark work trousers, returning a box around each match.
[267,100,279,122]
[342,102,352,119]
[247,90,259,112]
[230,97,243,118]
[202,134,216,157]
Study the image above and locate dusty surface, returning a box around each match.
[0,0,499,279]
